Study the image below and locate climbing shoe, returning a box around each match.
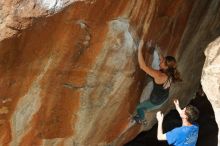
[132,115,142,124]
[132,115,147,125]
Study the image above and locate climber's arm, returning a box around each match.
[138,40,161,79]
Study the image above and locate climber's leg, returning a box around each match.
[132,100,155,124]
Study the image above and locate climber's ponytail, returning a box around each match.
[164,56,182,83]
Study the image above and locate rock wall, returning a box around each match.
[0,0,219,146]
[202,37,220,145]
[178,0,220,144]
[0,0,85,41]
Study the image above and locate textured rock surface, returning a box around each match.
[0,0,220,146]
[0,0,84,41]
[201,37,220,145]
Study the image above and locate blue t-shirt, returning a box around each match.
[165,124,199,146]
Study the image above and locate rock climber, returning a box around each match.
[133,39,182,124]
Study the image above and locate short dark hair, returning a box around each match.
[185,105,199,123]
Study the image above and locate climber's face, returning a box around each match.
[159,57,168,70]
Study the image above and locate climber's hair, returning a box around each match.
[164,56,182,83]
[185,105,200,124]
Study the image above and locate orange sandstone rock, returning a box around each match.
[1,0,219,146]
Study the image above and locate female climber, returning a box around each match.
[133,39,182,125]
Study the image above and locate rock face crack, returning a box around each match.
[71,20,92,63]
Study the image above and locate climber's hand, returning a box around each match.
[146,40,153,48]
